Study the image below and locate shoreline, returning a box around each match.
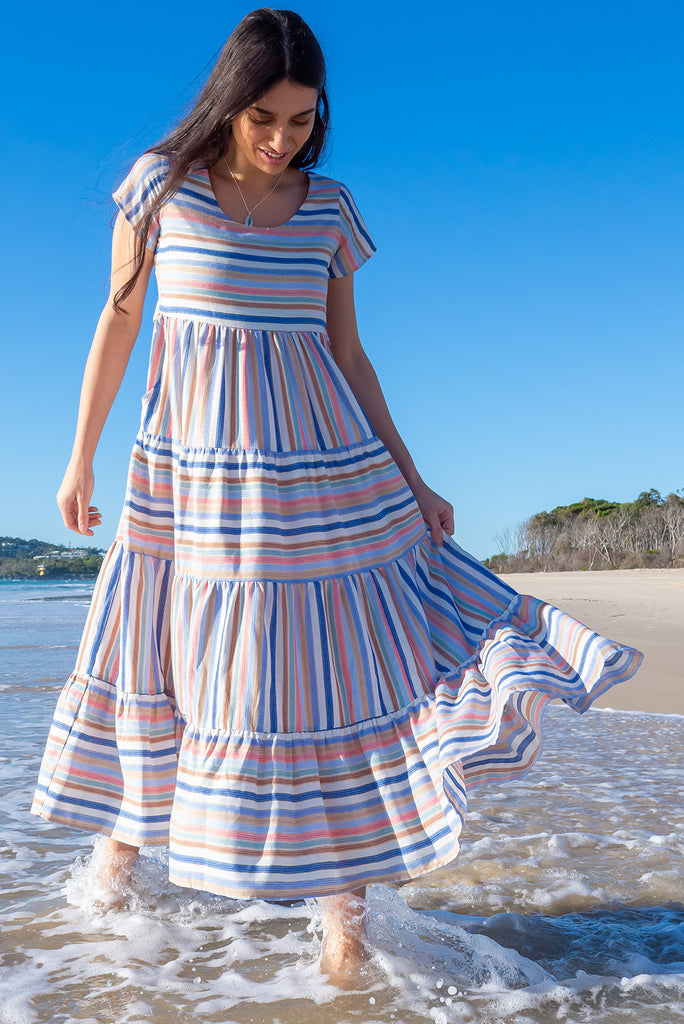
[0,574,100,582]
[501,568,684,715]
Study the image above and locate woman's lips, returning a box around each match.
[259,148,290,165]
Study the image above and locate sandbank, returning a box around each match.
[500,568,684,715]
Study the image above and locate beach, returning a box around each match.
[501,567,684,715]
[0,576,682,1024]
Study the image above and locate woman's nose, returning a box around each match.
[270,127,288,152]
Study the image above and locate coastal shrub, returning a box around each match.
[488,489,684,573]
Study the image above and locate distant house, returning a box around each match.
[2,541,31,557]
[32,550,92,561]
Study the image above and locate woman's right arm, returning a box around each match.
[57,213,155,536]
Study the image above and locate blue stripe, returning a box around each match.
[157,241,329,270]
[156,304,326,328]
[172,495,417,538]
[85,546,122,678]
[171,824,450,877]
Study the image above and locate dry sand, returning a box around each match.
[500,568,684,715]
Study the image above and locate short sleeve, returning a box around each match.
[328,183,377,278]
[112,153,170,250]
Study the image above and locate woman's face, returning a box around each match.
[228,78,318,175]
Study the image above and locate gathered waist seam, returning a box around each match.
[152,308,328,336]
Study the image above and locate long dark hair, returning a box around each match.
[114,8,329,311]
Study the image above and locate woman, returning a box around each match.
[31,8,642,981]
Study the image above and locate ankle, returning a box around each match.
[88,838,140,908]
[96,838,139,885]
[104,838,140,859]
[320,887,367,937]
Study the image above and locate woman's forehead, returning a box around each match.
[249,78,319,113]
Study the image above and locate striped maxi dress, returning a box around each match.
[31,154,643,899]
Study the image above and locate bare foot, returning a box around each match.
[318,888,370,986]
[91,837,140,909]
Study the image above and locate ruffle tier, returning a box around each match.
[31,535,642,899]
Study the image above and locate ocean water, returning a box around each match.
[1,578,683,1024]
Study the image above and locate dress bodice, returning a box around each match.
[113,155,376,332]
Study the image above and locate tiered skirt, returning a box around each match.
[31,317,643,898]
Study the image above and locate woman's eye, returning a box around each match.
[248,113,311,127]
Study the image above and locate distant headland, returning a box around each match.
[0,537,105,579]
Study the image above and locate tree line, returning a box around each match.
[484,489,684,573]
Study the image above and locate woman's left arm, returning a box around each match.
[326,273,454,547]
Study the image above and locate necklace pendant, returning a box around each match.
[245,214,253,226]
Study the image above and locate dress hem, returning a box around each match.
[166,842,462,901]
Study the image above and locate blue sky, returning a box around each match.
[2,1,682,560]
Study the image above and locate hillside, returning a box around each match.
[0,537,105,579]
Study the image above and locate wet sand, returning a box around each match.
[501,567,684,715]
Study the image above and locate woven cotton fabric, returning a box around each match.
[31,155,643,898]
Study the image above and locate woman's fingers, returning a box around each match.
[59,496,79,533]
[77,502,102,536]
[57,461,97,535]
[416,487,454,547]
[77,492,90,535]
[57,493,99,536]
[428,510,444,546]
[432,524,444,546]
[88,506,103,531]
[409,477,454,547]
[83,506,102,536]
[440,503,455,536]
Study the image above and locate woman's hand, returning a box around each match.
[57,459,102,536]
[410,477,455,547]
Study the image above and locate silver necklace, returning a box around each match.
[223,156,285,226]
